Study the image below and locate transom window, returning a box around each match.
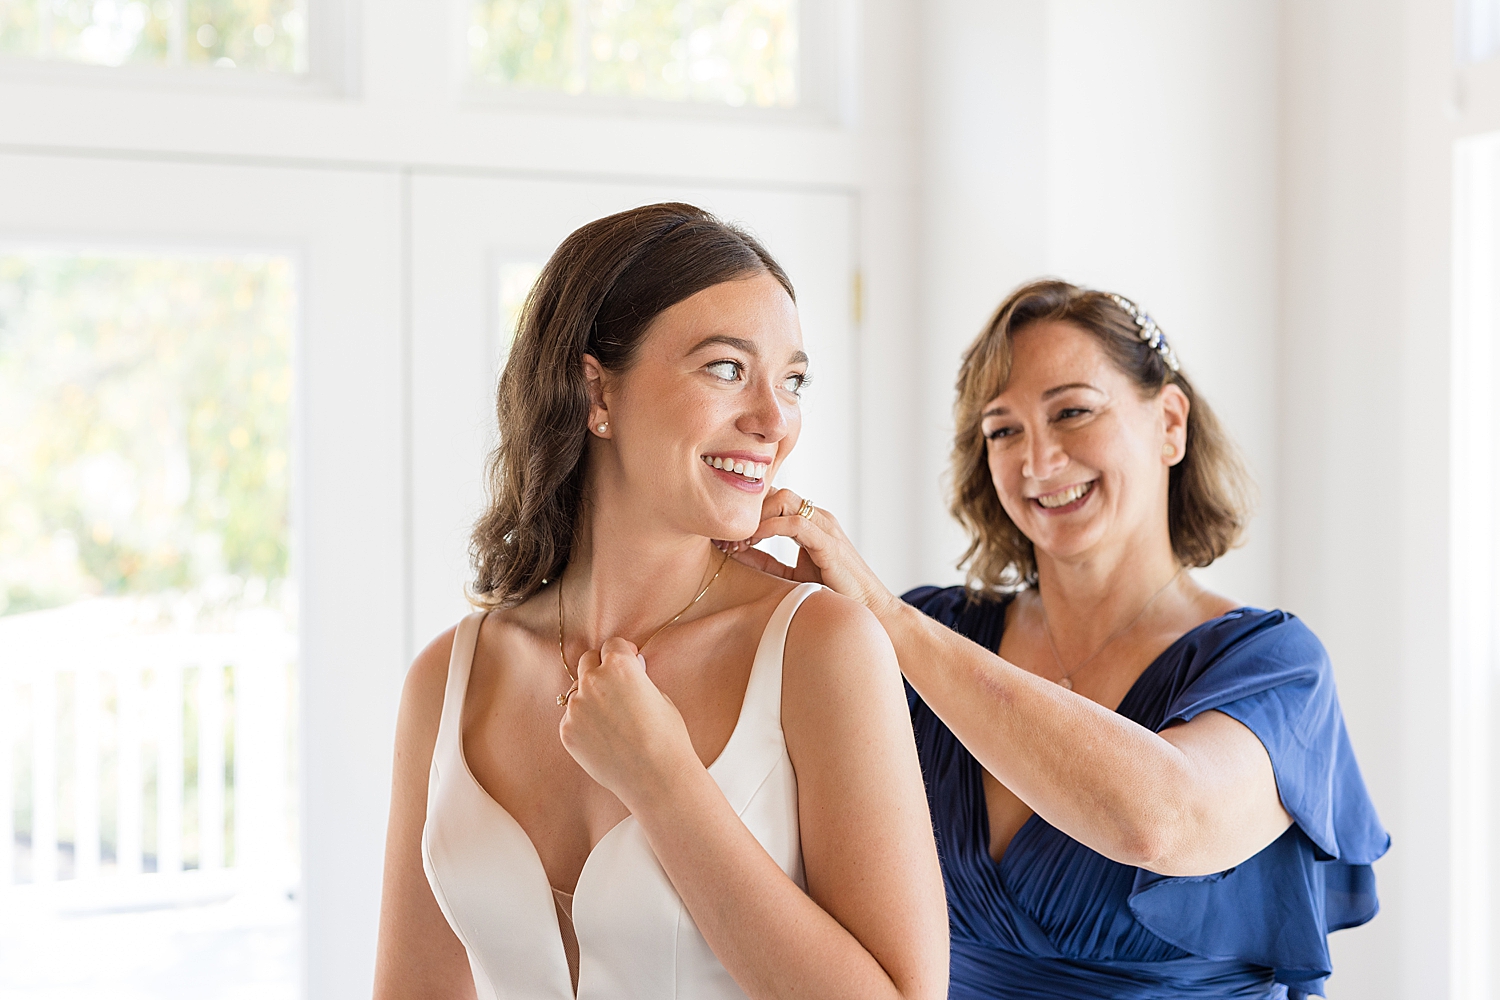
[468,0,797,108]
[0,0,308,73]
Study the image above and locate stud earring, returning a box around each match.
[597,422,608,434]
[1162,443,1175,459]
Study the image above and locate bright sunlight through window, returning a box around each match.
[0,251,300,999]
[0,0,308,73]
[468,0,797,108]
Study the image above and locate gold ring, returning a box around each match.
[797,498,816,520]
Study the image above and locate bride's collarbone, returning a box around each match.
[458,594,776,851]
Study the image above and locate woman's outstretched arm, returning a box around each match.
[729,492,1291,878]
[559,590,948,1000]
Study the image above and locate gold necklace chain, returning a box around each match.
[1040,566,1183,691]
[556,547,731,707]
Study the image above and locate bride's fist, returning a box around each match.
[558,637,698,807]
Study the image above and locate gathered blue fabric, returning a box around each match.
[903,586,1389,1000]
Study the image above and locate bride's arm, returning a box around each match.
[373,629,478,1000]
[560,592,948,1000]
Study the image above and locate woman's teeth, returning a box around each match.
[702,455,768,481]
[1037,482,1092,508]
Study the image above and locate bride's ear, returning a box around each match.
[583,354,611,437]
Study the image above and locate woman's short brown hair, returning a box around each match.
[470,202,794,609]
[951,279,1253,592]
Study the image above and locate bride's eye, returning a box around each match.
[706,360,743,382]
[782,372,810,395]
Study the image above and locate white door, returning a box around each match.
[408,176,858,645]
[0,153,405,1000]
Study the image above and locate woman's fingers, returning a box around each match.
[719,541,801,580]
[740,498,896,614]
[559,635,698,810]
[598,636,641,667]
[754,487,814,526]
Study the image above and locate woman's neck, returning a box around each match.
[558,502,720,652]
[1032,531,1185,661]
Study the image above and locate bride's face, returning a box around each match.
[590,271,807,542]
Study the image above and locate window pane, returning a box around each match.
[1458,0,1500,64]
[496,259,541,370]
[468,0,797,108]
[0,0,308,73]
[0,252,299,998]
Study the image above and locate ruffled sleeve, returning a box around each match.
[1125,609,1390,999]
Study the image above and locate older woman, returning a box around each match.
[729,280,1388,999]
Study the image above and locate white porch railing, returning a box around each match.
[0,597,297,911]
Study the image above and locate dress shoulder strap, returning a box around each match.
[709,582,821,812]
[434,612,486,760]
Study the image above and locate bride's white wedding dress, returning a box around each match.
[422,583,821,999]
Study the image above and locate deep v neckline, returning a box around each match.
[985,604,1251,877]
[448,583,813,993]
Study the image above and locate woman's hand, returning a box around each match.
[720,488,903,620]
[558,637,701,811]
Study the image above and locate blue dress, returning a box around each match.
[903,586,1389,1000]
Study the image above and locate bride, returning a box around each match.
[373,203,948,1000]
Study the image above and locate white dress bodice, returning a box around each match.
[422,582,820,999]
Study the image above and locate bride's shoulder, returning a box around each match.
[400,603,534,707]
[781,587,895,676]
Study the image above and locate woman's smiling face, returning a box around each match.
[978,320,1188,565]
[590,271,808,542]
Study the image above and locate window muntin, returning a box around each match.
[0,0,308,73]
[468,0,797,108]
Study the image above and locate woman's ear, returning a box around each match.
[1160,384,1190,466]
[583,354,611,437]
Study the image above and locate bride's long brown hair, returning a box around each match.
[470,203,794,609]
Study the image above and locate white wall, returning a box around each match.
[915,0,1280,610]
[1279,0,1484,995]
[915,4,1480,997]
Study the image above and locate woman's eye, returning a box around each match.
[983,425,1017,441]
[1056,407,1090,420]
[705,360,743,382]
[781,372,810,395]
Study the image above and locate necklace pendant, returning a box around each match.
[1058,676,1073,691]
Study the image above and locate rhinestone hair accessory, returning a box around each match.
[1108,293,1180,373]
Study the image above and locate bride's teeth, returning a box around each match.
[702,456,770,480]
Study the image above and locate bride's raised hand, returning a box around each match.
[720,488,901,619]
[558,637,700,809]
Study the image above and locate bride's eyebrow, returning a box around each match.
[689,334,757,356]
[688,334,808,367]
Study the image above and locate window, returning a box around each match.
[0,0,309,73]
[1452,132,1500,1000]
[0,251,299,998]
[1458,0,1500,66]
[495,259,542,370]
[468,0,797,107]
